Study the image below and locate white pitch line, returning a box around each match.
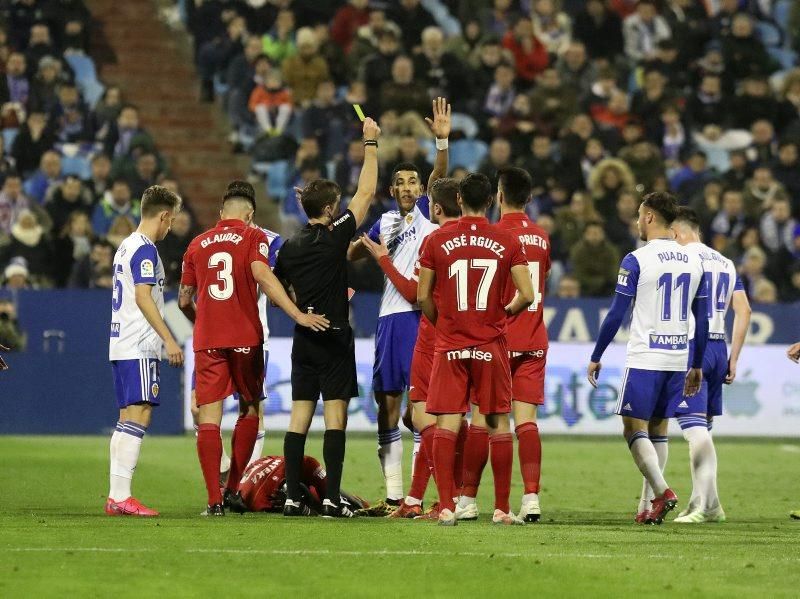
[780,445,800,453]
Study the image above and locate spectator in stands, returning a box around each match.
[61,18,89,53]
[591,89,631,133]
[556,273,581,298]
[198,13,247,102]
[24,150,62,204]
[746,119,778,165]
[446,18,483,63]
[395,136,433,184]
[262,9,296,64]
[28,56,62,115]
[477,137,512,183]
[711,0,740,39]
[760,195,797,255]
[619,140,663,192]
[687,74,729,130]
[483,62,516,126]
[572,0,624,63]
[51,82,92,143]
[282,27,330,107]
[301,80,348,161]
[388,0,436,52]
[2,260,30,290]
[379,55,429,115]
[104,105,155,165]
[157,209,194,289]
[52,210,93,288]
[248,68,293,138]
[69,237,114,289]
[414,27,468,105]
[555,190,601,250]
[605,189,639,255]
[360,25,401,93]
[0,137,16,186]
[91,85,122,143]
[744,165,786,218]
[739,245,769,297]
[330,0,370,55]
[91,178,139,236]
[669,150,713,205]
[335,138,365,200]
[588,158,635,221]
[313,22,347,86]
[0,173,32,237]
[478,0,519,38]
[84,153,111,205]
[0,52,30,109]
[517,134,558,197]
[24,23,55,78]
[731,76,783,130]
[556,41,597,97]
[711,188,754,250]
[0,209,53,287]
[45,174,91,233]
[623,0,671,65]
[570,220,619,297]
[343,8,388,80]
[631,69,679,138]
[752,277,778,304]
[11,110,55,176]
[529,68,578,134]
[772,140,800,213]
[126,151,160,200]
[722,13,778,82]
[502,17,549,87]
[531,0,572,56]
[106,214,136,248]
[0,295,25,350]
[226,36,263,96]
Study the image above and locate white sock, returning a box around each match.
[628,432,668,497]
[639,436,668,512]
[457,495,476,509]
[248,431,265,467]
[682,423,718,512]
[110,422,146,501]
[405,496,422,506]
[108,422,123,499]
[378,427,404,501]
[521,492,539,504]
[411,430,421,478]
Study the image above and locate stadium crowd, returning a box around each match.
[2,0,800,304]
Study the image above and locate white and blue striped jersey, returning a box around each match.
[687,241,744,340]
[368,196,437,318]
[615,238,707,371]
[109,233,165,361]
[256,227,283,351]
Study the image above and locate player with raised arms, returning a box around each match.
[106,185,184,517]
[667,207,750,523]
[456,167,551,523]
[587,192,709,525]
[347,98,450,514]
[418,173,535,526]
[179,181,329,516]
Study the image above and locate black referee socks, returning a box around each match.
[284,431,307,502]
[323,429,346,504]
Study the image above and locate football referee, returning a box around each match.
[274,117,381,518]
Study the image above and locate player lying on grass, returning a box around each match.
[238,456,368,515]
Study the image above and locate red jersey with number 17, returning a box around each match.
[495,213,551,351]
[419,216,527,352]
[181,219,270,351]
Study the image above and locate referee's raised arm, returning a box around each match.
[346,117,381,228]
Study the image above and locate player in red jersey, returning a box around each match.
[456,167,551,523]
[238,455,368,514]
[360,178,465,519]
[179,181,329,516]
[417,173,535,526]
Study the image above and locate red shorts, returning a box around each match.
[409,348,434,403]
[195,346,264,406]
[427,338,511,416]
[509,350,547,405]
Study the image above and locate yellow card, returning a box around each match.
[353,104,366,122]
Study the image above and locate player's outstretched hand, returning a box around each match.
[587,361,601,389]
[0,343,9,371]
[724,359,737,385]
[165,339,184,367]
[297,313,330,332]
[684,367,702,396]
[787,342,800,363]
[425,97,451,139]
[363,117,381,141]
[360,233,388,260]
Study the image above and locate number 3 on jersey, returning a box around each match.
[208,252,233,300]
[449,258,497,311]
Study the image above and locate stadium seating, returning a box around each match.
[449,139,488,171]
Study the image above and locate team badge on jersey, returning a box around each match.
[259,242,269,258]
[151,383,160,397]
[140,259,154,278]
[406,214,413,224]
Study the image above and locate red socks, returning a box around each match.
[516,422,542,494]
[226,414,260,493]
[432,429,458,512]
[452,419,468,496]
[197,423,223,506]
[460,425,489,498]
[490,432,513,513]
[409,425,435,501]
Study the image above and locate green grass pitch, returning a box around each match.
[1,434,799,597]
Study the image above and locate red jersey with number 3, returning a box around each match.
[419,216,527,351]
[181,219,270,351]
[495,213,551,351]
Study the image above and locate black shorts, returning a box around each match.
[291,325,358,402]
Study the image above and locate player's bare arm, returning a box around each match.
[251,261,330,332]
[587,362,602,389]
[788,342,800,363]
[425,97,451,190]
[134,284,184,367]
[347,117,381,228]
[725,289,751,384]
[417,266,437,325]
[178,284,197,323]
[505,264,535,315]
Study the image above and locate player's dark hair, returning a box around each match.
[458,173,493,212]
[429,178,460,217]
[300,179,341,218]
[497,166,532,208]
[674,207,701,231]
[223,180,256,209]
[391,162,421,185]
[141,185,182,218]
[641,191,679,225]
